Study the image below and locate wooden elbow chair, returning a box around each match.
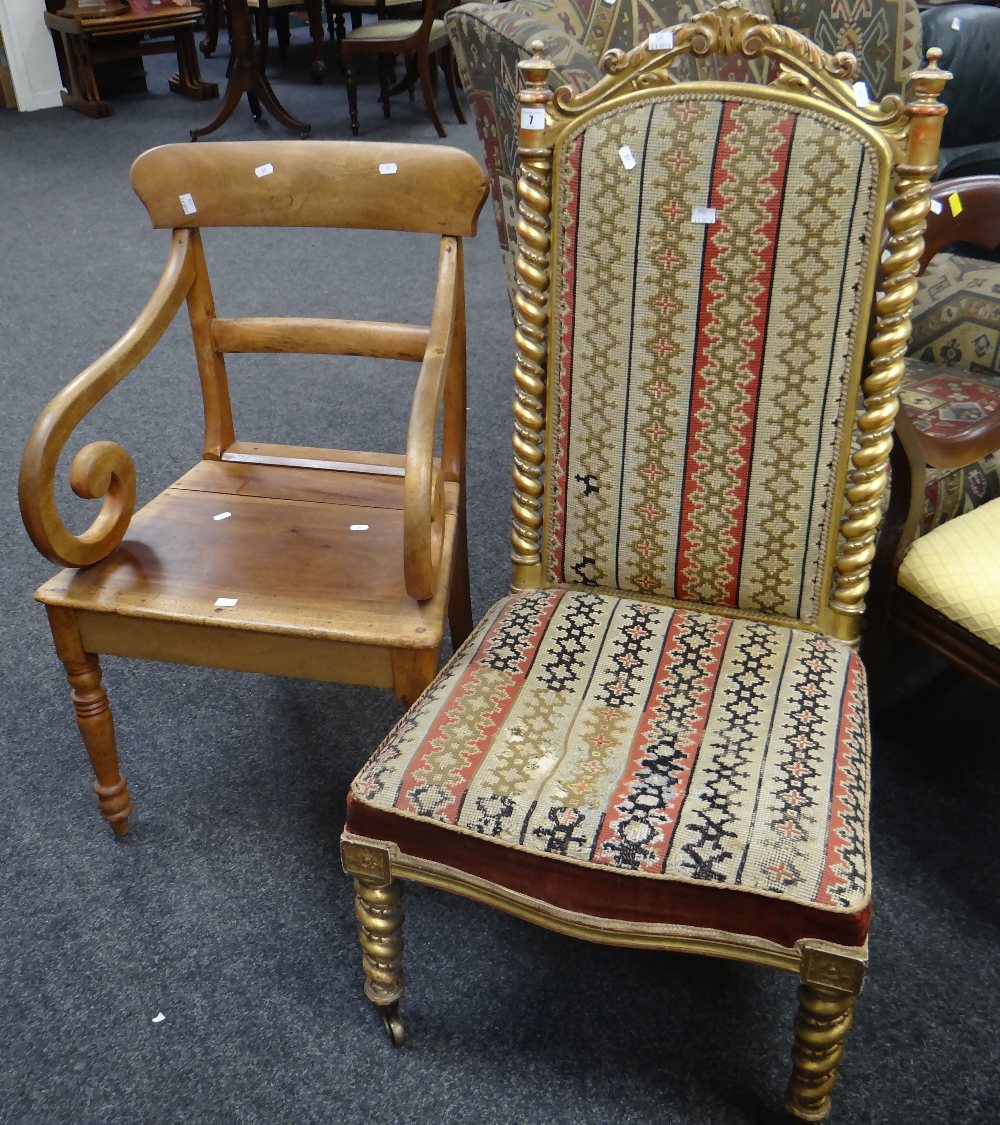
[339,5,949,1119]
[19,140,488,838]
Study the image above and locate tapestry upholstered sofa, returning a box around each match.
[445,0,1000,533]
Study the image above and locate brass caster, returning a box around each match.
[380,1003,406,1047]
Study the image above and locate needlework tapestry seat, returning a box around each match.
[348,588,871,948]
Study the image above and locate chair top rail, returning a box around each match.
[131,142,489,236]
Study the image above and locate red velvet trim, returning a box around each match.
[346,795,871,950]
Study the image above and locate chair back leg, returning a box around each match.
[416,51,445,138]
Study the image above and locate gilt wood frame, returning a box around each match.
[510,2,949,647]
[341,7,949,1119]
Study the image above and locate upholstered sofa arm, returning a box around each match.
[922,4,1000,179]
[447,3,601,301]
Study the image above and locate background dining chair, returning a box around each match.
[324,0,414,42]
[339,5,948,1119]
[339,0,464,136]
[246,0,328,80]
[19,140,488,837]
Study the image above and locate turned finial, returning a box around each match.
[518,40,555,92]
[908,45,952,104]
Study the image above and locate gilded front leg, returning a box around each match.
[355,875,406,1046]
[784,947,865,1121]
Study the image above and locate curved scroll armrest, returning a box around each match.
[19,231,195,568]
[404,237,461,602]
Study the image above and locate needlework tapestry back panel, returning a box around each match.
[546,94,881,624]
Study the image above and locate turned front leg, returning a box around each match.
[354,875,406,1046]
[47,606,132,836]
[785,948,865,1121]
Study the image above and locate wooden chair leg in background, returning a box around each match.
[345,61,360,134]
[377,53,392,118]
[47,606,132,837]
[442,46,464,124]
[448,503,473,649]
[416,50,444,138]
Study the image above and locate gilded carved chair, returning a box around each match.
[339,5,949,1119]
[871,178,1000,692]
[19,141,488,838]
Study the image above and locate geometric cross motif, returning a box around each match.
[547,94,880,626]
[350,588,871,945]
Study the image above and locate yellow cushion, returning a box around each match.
[897,496,1000,648]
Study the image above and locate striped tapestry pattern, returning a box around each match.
[547,94,881,624]
[352,590,870,911]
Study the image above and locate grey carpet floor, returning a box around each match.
[0,28,998,1125]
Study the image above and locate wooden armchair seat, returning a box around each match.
[19,140,489,837]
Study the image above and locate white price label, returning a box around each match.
[852,81,871,108]
[929,198,943,215]
[691,206,717,224]
[648,30,674,50]
[213,511,232,521]
[619,145,636,170]
[179,193,197,215]
[951,16,961,30]
[214,597,239,608]
[520,107,546,130]
[378,162,398,175]
[254,163,274,178]
[349,524,370,532]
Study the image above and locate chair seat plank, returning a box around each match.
[36,463,460,649]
